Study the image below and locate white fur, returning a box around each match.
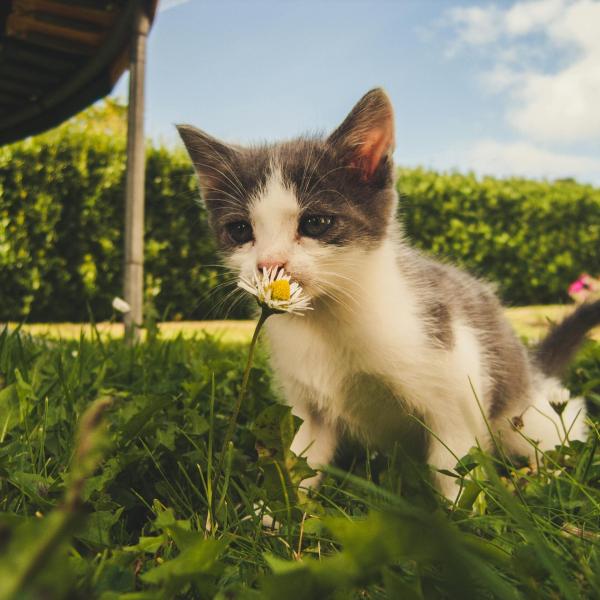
[504,375,588,456]
[264,244,500,497]
[228,167,327,291]
[250,169,298,263]
[233,164,588,500]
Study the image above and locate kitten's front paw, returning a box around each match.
[298,472,323,492]
[253,501,280,530]
[252,472,322,530]
[435,471,462,503]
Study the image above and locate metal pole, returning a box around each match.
[123,1,149,342]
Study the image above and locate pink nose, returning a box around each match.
[257,260,286,272]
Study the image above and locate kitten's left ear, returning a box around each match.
[327,88,395,181]
[176,124,240,197]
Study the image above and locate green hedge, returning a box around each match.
[0,109,231,322]
[399,169,600,306]
[1,106,599,321]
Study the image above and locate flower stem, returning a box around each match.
[209,308,269,527]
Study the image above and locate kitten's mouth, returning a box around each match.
[261,267,308,291]
[239,267,316,301]
[268,269,318,301]
[237,267,313,315]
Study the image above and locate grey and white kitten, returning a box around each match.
[178,89,597,498]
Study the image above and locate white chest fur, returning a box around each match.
[264,240,494,461]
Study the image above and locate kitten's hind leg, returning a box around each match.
[496,378,588,460]
[426,421,483,502]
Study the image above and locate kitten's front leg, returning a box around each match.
[290,403,338,491]
[257,401,337,529]
[426,421,479,502]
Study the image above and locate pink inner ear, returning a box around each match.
[352,119,395,180]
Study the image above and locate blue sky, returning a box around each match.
[114,0,600,184]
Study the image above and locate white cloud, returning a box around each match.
[505,0,566,35]
[467,139,600,181]
[447,0,600,143]
[447,5,503,45]
[482,65,529,92]
[509,57,600,141]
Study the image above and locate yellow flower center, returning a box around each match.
[269,279,291,301]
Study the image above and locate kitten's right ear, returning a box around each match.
[327,88,395,182]
[176,124,238,195]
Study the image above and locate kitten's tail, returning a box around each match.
[535,299,600,377]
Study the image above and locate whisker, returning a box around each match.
[299,144,326,201]
[306,164,353,197]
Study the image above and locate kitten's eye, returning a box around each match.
[299,215,334,238]
[225,220,253,244]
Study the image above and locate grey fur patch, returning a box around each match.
[277,138,396,246]
[176,89,397,252]
[176,124,272,249]
[536,299,600,377]
[399,248,532,420]
[426,301,454,349]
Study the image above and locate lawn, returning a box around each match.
[10,304,600,344]
[0,316,599,599]
[10,320,257,344]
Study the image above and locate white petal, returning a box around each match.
[237,281,258,296]
[237,266,312,315]
[112,297,131,313]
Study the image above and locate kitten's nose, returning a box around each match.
[257,260,286,272]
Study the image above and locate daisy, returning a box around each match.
[206,267,311,531]
[237,267,312,315]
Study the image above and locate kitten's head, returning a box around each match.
[177,88,397,302]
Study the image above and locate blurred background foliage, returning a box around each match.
[1,100,599,322]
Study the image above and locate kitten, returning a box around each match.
[177,89,598,498]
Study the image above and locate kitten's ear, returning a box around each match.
[327,88,395,181]
[176,124,239,195]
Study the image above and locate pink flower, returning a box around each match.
[569,280,584,294]
[569,273,600,302]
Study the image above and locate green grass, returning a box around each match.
[11,304,600,345]
[9,320,257,344]
[0,324,599,599]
